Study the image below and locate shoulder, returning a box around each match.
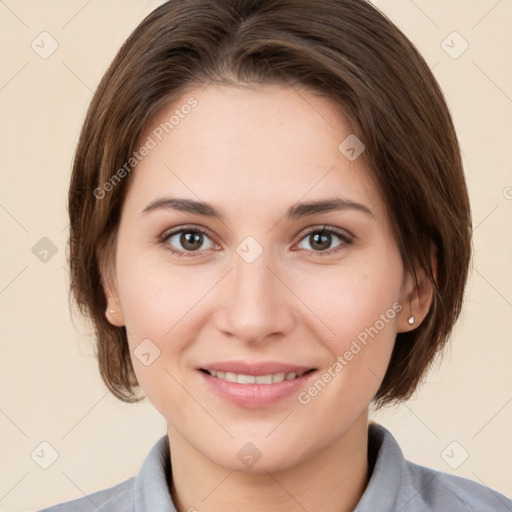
[361,423,512,512]
[37,435,173,512]
[37,476,135,512]
[404,460,512,511]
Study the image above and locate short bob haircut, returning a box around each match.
[67,0,472,408]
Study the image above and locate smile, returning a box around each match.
[202,369,312,384]
[198,363,318,408]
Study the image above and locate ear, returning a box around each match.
[397,243,437,333]
[99,240,125,328]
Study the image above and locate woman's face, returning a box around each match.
[106,83,415,471]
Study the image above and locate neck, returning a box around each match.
[167,412,371,512]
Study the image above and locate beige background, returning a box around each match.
[0,0,511,510]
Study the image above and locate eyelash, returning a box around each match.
[159,224,354,258]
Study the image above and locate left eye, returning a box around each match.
[164,227,216,255]
[296,228,349,254]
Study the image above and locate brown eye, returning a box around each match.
[296,227,352,256]
[178,231,205,251]
[163,227,217,255]
[309,231,335,251]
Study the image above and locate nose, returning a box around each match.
[214,250,297,345]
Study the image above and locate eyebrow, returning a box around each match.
[141,197,374,220]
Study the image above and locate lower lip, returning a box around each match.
[198,370,316,408]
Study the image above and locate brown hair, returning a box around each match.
[67,0,472,408]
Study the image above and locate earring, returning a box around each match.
[407,302,414,325]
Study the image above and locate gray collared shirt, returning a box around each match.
[39,422,512,511]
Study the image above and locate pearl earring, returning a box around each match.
[407,316,415,325]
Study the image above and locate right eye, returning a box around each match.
[160,225,219,256]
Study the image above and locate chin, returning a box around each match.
[198,432,312,474]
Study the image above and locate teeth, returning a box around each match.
[238,373,257,384]
[207,370,304,384]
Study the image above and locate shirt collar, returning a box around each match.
[354,421,416,511]
[134,434,176,511]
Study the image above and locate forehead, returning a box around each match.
[124,83,384,219]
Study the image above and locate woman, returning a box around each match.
[40,0,512,510]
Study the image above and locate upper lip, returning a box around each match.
[199,361,315,376]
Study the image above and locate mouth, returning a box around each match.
[197,361,318,408]
[199,368,316,384]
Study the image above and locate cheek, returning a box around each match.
[116,244,213,337]
[293,257,402,349]
[289,250,403,402]
[114,247,219,399]
[114,255,206,411]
